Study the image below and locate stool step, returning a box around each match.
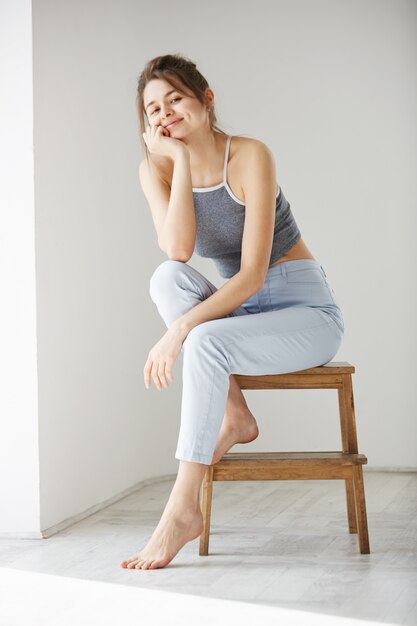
[212,452,367,481]
[219,451,367,462]
[200,364,371,555]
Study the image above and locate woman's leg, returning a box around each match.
[120,260,256,571]
[120,459,207,570]
[148,260,259,458]
[176,299,342,464]
[120,259,343,569]
[146,260,342,466]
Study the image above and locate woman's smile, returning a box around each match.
[165,119,183,130]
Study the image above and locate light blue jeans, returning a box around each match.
[149,258,344,465]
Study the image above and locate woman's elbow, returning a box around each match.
[165,246,194,263]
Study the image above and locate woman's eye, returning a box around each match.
[150,97,181,115]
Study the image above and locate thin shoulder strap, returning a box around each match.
[223,135,232,184]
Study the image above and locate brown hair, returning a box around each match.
[136,53,227,161]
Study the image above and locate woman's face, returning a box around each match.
[143,77,212,136]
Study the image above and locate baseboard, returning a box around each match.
[0,474,176,540]
[1,467,416,540]
[363,466,417,472]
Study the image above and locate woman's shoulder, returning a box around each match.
[231,134,267,148]
[139,153,171,174]
[230,134,275,161]
[139,153,173,188]
[230,136,276,184]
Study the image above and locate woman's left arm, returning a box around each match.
[176,140,278,334]
[144,141,278,389]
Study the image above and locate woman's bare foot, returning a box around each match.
[211,406,259,465]
[120,506,204,570]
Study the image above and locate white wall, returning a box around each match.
[1,0,415,537]
[31,0,179,534]
[0,0,40,536]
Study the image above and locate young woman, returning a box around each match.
[120,53,344,570]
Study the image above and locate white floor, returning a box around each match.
[1,471,417,626]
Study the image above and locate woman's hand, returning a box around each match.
[144,322,189,390]
[142,124,188,160]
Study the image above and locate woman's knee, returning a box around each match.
[149,259,187,300]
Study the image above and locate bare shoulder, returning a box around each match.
[231,136,278,201]
[139,154,172,186]
[231,135,275,164]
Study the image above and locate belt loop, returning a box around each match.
[281,263,287,279]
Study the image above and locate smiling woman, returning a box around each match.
[119,53,345,571]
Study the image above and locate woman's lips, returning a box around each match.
[165,119,182,129]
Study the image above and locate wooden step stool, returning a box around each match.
[199,361,370,555]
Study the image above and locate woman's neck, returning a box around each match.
[185,131,227,181]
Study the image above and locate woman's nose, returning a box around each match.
[161,104,174,118]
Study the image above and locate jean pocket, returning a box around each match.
[285,267,325,284]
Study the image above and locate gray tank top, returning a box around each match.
[192,135,301,278]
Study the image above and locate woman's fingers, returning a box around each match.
[150,361,162,390]
[165,357,174,383]
[144,358,169,390]
[142,124,166,154]
[154,359,168,389]
[144,353,158,389]
[143,335,178,390]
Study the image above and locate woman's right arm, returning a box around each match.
[139,146,196,262]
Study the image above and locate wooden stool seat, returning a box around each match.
[199,361,370,556]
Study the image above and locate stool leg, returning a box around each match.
[353,464,370,554]
[344,479,357,533]
[199,465,214,556]
[338,374,358,533]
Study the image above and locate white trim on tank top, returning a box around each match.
[192,135,280,205]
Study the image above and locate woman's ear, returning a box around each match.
[204,87,215,111]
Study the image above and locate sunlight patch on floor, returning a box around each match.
[0,567,398,626]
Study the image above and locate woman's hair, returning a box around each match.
[136,53,227,161]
